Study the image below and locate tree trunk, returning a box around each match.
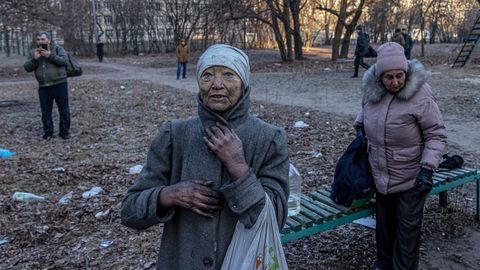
[331,0,348,60]
[420,1,425,57]
[282,1,293,61]
[270,12,288,61]
[332,20,343,60]
[340,27,354,58]
[5,31,11,57]
[340,0,366,58]
[202,15,209,50]
[325,24,331,45]
[430,22,438,44]
[305,30,310,48]
[290,0,303,60]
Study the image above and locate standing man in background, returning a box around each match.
[176,39,190,80]
[96,42,104,62]
[24,31,71,140]
[401,25,413,59]
[352,25,371,78]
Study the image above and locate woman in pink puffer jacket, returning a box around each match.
[354,42,447,270]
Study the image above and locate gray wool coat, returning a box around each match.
[121,89,290,269]
[355,60,447,194]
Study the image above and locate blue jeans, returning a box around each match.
[177,62,187,79]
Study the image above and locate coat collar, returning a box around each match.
[361,60,429,103]
[197,87,251,129]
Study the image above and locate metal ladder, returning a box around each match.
[452,11,480,68]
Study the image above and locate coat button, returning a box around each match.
[202,257,213,268]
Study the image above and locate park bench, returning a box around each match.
[281,168,480,243]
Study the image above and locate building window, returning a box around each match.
[104,1,113,10]
[105,16,113,25]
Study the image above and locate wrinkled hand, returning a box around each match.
[39,49,51,58]
[203,123,248,180]
[159,180,223,218]
[414,168,434,197]
[34,49,41,60]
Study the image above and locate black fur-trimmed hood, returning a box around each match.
[361,60,429,103]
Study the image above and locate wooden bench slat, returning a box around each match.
[444,170,468,177]
[301,194,342,216]
[291,213,314,228]
[309,191,352,213]
[300,197,334,219]
[299,205,325,224]
[438,172,457,179]
[281,224,291,234]
[286,218,302,232]
[433,173,449,180]
[454,168,475,173]
[433,175,446,184]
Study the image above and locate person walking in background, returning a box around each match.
[392,28,406,48]
[96,42,104,62]
[354,42,446,270]
[24,31,71,140]
[352,25,371,78]
[175,39,189,79]
[401,25,413,59]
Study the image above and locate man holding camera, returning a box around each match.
[24,31,71,140]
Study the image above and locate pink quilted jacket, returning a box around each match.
[355,60,447,194]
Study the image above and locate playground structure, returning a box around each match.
[452,1,480,67]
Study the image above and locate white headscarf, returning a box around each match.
[196,44,250,89]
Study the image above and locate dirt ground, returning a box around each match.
[1,44,479,269]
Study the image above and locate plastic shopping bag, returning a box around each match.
[221,194,288,270]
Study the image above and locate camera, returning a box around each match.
[38,44,48,50]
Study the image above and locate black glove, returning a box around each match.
[439,154,464,169]
[414,168,434,197]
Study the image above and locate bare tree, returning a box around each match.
[213,0,305,61]
[163,0,204,48]
[316,0,368,60]
[2,0,479,57]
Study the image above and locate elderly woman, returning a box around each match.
[354,42,446,270]
[121,44,289,269]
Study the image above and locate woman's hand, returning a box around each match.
[159,180,223,218]
[414,168,434,197]
[204,123,248,180]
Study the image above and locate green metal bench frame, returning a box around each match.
[281,168,480,243]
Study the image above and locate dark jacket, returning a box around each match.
[121,88,289,269]
[24,44,68,87]
[402,33,413,51]
[96,43,104,56]
[354,60,446,194]
[355,32,370,57]
[331,131,373,207]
